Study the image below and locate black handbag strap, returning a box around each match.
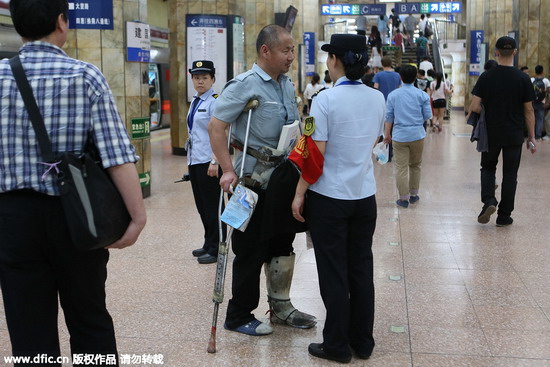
[9,55,56,163]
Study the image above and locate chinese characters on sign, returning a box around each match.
[127,21,151,63]
[68,0,114,30]
[321,4,387,16]
[395,2,462,15]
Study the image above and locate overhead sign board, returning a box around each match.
[321,4,387,16]
[67,0,114,30]
[395,2,461,14]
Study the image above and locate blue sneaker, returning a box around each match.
[409,195,420,204]
[224,319,273,336]
[396,199,409,208]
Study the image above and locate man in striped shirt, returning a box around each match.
[0,0,146,364]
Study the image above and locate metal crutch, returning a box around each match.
[207,98,259,353]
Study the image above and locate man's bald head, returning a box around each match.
[256,25,289,54]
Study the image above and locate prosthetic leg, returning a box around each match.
[265,253,316,329]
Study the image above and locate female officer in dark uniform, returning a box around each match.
[292,34,386,363]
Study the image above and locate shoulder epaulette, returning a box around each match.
[212,93,219,98]
[311,88,326,99]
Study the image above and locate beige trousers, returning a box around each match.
[393,139,424,200]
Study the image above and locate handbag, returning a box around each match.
[9,55,131,251]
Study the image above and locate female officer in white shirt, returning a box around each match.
[186,60,225,264]
[291,34,385,363]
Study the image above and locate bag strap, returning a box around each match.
[9,55,56,163]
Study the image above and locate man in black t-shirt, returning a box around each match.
[470,37,536,227]
[469,36,536,227]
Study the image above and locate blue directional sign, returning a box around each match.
[186,14,227,28]
[68,0,113,30]
[303,32,315,76]
[469,30,484,76]
[395,2,461,14]
[321,3,386,16]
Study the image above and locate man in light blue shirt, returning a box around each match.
[383,65,432,208]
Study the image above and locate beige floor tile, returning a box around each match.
[484,329,550,359]
[474,305,550,330]
[408,301,480,328]
[413,353,550,367]
[404,268,465,286]
[409,325,490,356]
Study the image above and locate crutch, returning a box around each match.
[207,98,259,353]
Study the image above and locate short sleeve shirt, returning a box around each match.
[472,65,535,145]
[373,71,402,100]
[0,42,138,196]
[309,77,386,200]
[213,63,299,175]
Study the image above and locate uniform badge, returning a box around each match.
[303,116,315,136]
[196,61,203,67]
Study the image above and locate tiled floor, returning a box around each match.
[1,111,550,366]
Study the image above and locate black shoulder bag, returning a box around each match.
[9,55,131,251]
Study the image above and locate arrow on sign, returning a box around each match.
[452,3,460,11]
[304,33,310,40]
[191,19,198,26]
[343,5,351,14]
[431,4,439,12]
[322,5,330,14]
[139,173,151,185]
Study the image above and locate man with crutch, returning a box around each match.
[208,24,316,336]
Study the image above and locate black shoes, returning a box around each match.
[308,343,351,364]
[496,216,513,227]
[192,248,207,257]
[197,253,217,264]
[350,345,372,360]
[477,202,497,224]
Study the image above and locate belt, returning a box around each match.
[242,176,262,190]
[231,139,284,164]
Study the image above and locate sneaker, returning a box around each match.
[477,203,497,224]
[496,216,513,227]
[409,195,420,204]
[224,319,273,336]
[396,199,409,208]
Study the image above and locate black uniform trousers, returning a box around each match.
[480,142,522,218]
[189,163,225,256]
[306,191,377,359]
[225,188,295,329]
[0,190,117,367]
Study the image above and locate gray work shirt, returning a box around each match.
[213,63,299,175]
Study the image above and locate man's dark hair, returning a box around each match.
[400,65,417,84]
[520,66,529,71]
[535,65,544,75]
[498,49,514,57]
[10,0,69,40]
[381,56,392,68]
[418,69,426,76]
[256,24,287,54]
[427,69,435,77]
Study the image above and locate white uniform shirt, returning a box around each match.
[187,87,217,165]
[309,77,386,200]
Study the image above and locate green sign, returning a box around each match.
[420,3,430,13]
[382,46,400,51]
[131,117,150,139]
[138,171,151,187]
[352,5,360,15]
